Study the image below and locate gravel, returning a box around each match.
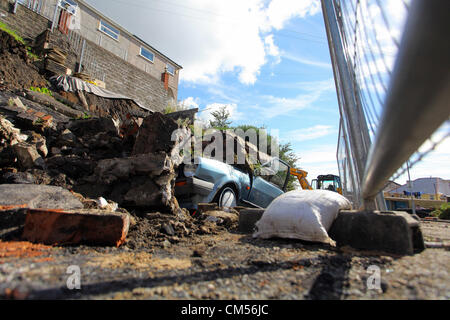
[0,220,449,300]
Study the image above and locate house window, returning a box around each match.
[140,47,154,63]
[166,63,175,75]
[99,20,120,41]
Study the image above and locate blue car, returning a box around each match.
[174,157,291,209]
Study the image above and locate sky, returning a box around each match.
[85,0,449,187]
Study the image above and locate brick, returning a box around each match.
[22,209,130,247]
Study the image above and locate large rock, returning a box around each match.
[12,142,45,169]
[22,209,130,247]
[0,184,83,210]
[132,112,179,155]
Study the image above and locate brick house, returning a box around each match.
[0,0,182,112]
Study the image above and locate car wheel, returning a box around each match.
[217,186,237,208]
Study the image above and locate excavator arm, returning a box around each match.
[289,168,313,190]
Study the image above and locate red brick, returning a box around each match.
[0,204,28,211]
[22,209,130,247]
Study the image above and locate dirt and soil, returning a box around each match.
[0,30,48,90]
[0,220,448,300]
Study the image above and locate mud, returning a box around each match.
[0,30,47,90]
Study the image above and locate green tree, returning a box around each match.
[278,142,300,191]
[209,105,232,129]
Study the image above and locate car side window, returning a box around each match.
[259,159,288,190]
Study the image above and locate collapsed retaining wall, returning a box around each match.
[0,0,172,112]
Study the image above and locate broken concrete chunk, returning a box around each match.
[2,171,36,184]
[0,184,83,210]
[22,209,130,247]
[204,210,239,227]
[90,152,172,184]
[24,131,48,158]
[132,112,180,155]
[328,210,426,255]
[12,142,45,169]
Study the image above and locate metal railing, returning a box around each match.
[322,0,450,210]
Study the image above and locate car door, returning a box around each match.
[245,158,289,208]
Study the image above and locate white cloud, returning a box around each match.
[284,125,336,142]
[281,51,331,69]
[197,102,244,126]
[265,0,321,30]
[92,0,321,85]
[294,144,339,185]
[179,96,199,109]
[255,79,335,118]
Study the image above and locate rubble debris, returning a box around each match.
[22,208,130,247]
[12,142,45,169]
[0,184,83,210]
[23,89,85,119]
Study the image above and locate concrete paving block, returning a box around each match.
[238,208,265,233]
[328,210,426,255]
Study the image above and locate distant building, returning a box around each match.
[389,177,450,197]
[383,180,401,192]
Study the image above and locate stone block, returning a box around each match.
[328,210,425,255]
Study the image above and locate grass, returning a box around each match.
[0,21,39,60]
[0,21,25,44]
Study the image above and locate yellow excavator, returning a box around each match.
[289,168,343,195]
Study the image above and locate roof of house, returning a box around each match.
[76,0,182,69]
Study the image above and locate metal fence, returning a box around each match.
[67,29,105,81]
[16,0,56,20]
[322,0,450,210]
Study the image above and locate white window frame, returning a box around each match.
[98,20,120,41]
[139,47,154,63]
[166,63,175,75]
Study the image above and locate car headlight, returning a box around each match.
[183,163,198,177]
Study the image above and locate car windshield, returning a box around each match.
[259,159,289,190]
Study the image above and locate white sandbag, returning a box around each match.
[253,190,352,244]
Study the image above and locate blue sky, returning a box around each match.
[85,0,449,186]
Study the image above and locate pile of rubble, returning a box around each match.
[0,25,248,250]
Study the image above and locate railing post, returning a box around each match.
[13,0,19,14]
[321,0,385,210]
[51,0,60,32]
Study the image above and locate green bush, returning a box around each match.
[431,203,450,220]
[30,86,53,97]
[438,203,450,220]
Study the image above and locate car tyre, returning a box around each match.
[216,186,237,208]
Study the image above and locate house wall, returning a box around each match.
[74,0,179,99]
